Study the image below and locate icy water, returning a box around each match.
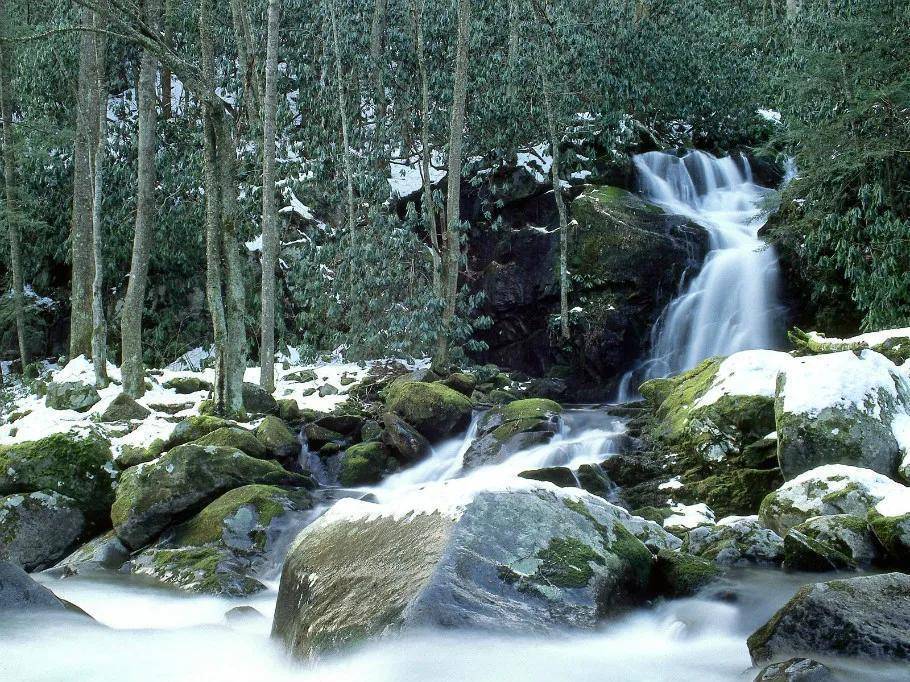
[619,150,786,398]
[4,410,907,681]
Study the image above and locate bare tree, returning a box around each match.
[327,0,355,257]
[90,11,109,386]
[259,0,280,392]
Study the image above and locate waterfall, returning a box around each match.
[618,150,785,398]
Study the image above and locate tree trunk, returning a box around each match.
[259,0,280,392]
[327,0,356,261]
[439,0,471,364]
[70,7,97,359]
[507,0,520,101]
[0,0,27,370]
[160,0,173,121]
[539,61,570,341]
[121,0,160,397]
[90,12,109,387]
[229,0,262,130]
[369,0,388,123]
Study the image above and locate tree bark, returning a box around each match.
[369,0,388,123]
[229,0,262,130]
[327,0,356,260]
[120,0,160,397]
[90,12,109,386]
[160,0,173,121]
[507,0,520,101]
[259,0,280,392]
[439,0,471,364]
[0,0,27,370]
[70,7,98,359]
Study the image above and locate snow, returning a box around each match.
[776,464,909,517]
[892,413,910,455]
[657,477,683,491]
[695,350,793,409]
[778,349,906,419]
[516,143,553,184]
[807,327,910,349]
[756,109,782,124]
[388,151,446,197]
[244,234,263,252]
[663,503,715,530]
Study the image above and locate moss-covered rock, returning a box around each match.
[162,376,213,394]
[518,467,577,488]
[99,393,151,422]
[191,426,268,459]
[462,399,563,470]
[868,509,910,567]
[0,491,86,571]
[133,546,265,596]
[277,399,302,423]
[783,514,879,571]
[242,382,279,415]
[45,381,101,412]
[304,423,346,450]
[255,416,298,459]
[338,442,389,486]
[0,432,115,524]
[650,549,721,598]
[164,415,233,450]
[111,444,312,549]
[380,413,430,464]
[437,372,476,396]
[385,381,473,442]
[683,516,784,567]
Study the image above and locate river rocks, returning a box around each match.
[380,413,430,463]
[255,416,298,458]
[385,381,473,442]
[132,484,312,596]
[111,444,312,549]
[272,486,664,658]
[683,516,784,567]
[54,530,130,575]
[519,466,577,487]
[0,560,73,612]
[775,350,910,480]
[163,376,213,394]
[45,380,100,412]
[277,398,302,423]
[99,393,151,422]
[747,572,910,663]
[163,415,233,450]
[337,442,390,486]
[783,514,880,571]
[0,491,86,571]
[462,398,562,470]
[242,382,279,415]
[867,508,910,566]
[437,372,476,396]
[758,464,909,535]
[192,426,268,459]
[753,658,833,682]
[0,432,116,525]
[303,422,345,450]
[650,549,720,597]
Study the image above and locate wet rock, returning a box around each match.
[111,444,312,549]
[650,549,721,598]
[867,508,910,567]
[360,419,382,443]
[385,381,473,442]
[303,423,346,450]
[99,393,151,422]
[0,560,75,613]
[380,413,430,463]
[272,488,668,658]
[575,463,615,498]
[45,381,100,412]
[54,531,130,575]
[242,382,279,415]
[225,605,267,624]
[255,416,299,459]
[337,442,390,486]
[462,399,562,470]
[753,658,833,682]
[518,467,577,488]
[0,491,86,571]
[783,514,880,571]
[683,516,783,567]
[314,414,363,437]
[748,572,910,663]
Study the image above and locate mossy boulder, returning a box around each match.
[758,464,909,535]
[683,516,784,567]
[53,530,129,575]
[255,416,298,459]
[164,415,233,451]
[133,546,265,596]
[163,376,213,394]
[783,514,880,571]
[304,423,346,450]
[775,350,910,480]
[437,372,476,396]
[385,381,473,442]
[0,432,116,524]
[650,549,721,598]
[753,658,833,682]
[277,398,302,423]
[0,491,86,571]
[283,369,317,383]
[99,393,151,422]
[45,381,101,412]
[868,509,910,567]
[111,444,312,549]
[242,382,279,415]
[462,399,563,470]
[191,426,268,459]
[380,413,430,463]
[747,572,910,664]
[272,489,663,659]
[337,442,389,486]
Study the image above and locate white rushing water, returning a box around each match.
[618,150,785,398]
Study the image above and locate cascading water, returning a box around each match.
[618,150,785,399]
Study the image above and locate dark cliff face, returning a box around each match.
[468,184,709,400]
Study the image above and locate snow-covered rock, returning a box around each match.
[783,514,880,571]
[683,515,783,567]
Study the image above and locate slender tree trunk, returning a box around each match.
[369,0,388,123]
[439,0,471,364]
[539,62,570,341]
[507,0,520,101]
[160,0,173,121]
[90,13,109,387]
[121,0,160,397]
[259,0,280,392]
[229,0,262,130]
[327,0,356,259]
[0,0,27,370]
[70,7,97,359]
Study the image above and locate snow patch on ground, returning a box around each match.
[663,503,715,530]
[695,350,793,409]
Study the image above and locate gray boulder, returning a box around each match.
[783,514,880,571]
[381,412,430,463]
[272,487,667,658]
[754,658,833,682]
[683,516,783,567]
[462,399,562,470]
[54,531,130,575]
[99,393,151,422]
[0,560,71,612]
[748,572,910,663]
[0,491,86,571]
[45,381,101,412]
[242,382,279,415]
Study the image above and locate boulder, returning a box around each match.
[385,381,473,442]
[0,491,86,571]
[45,381,100,412]
[192,426,268,459]
[462,398,562,470]
[318,384,338,397]
[0,432,116,525]
[255,416,299,459]
[518,467,577,488]
[683,516,784,567]
[753,658,833,682]
[360,419,382,443]
[277,398,302,422]
[242,382,279,415]
[380,413,430,463]
[0,560,73,613]
[111,444,312,549]
[283,369,317,383]
[54,531,130,575]
[758,464,909,535]
[99,393,151,422]
[164,415,233,450]
[132,484,312,596]
[163,376,213,394]
[650,549,721,598]
[747,572,910,663]
[775,350,910,479]
[867,504,910,567]
[303,423,346,450]
[437,372,476,396]
[783,514,880,571]
[314,414,363,437]
[272,487,667,658]
[337,442,389,486]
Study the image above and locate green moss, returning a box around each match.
[632,506,673,525]
[500,398,563,422]
[535,537,604,588]
[868,510,910,565]
[687,468,783,518]
[192,427,268,459]
[385,381,473,441]
[338,442,388,486]
[652,549,720,597]
[255,416,297,454]
[166,415,231,449]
